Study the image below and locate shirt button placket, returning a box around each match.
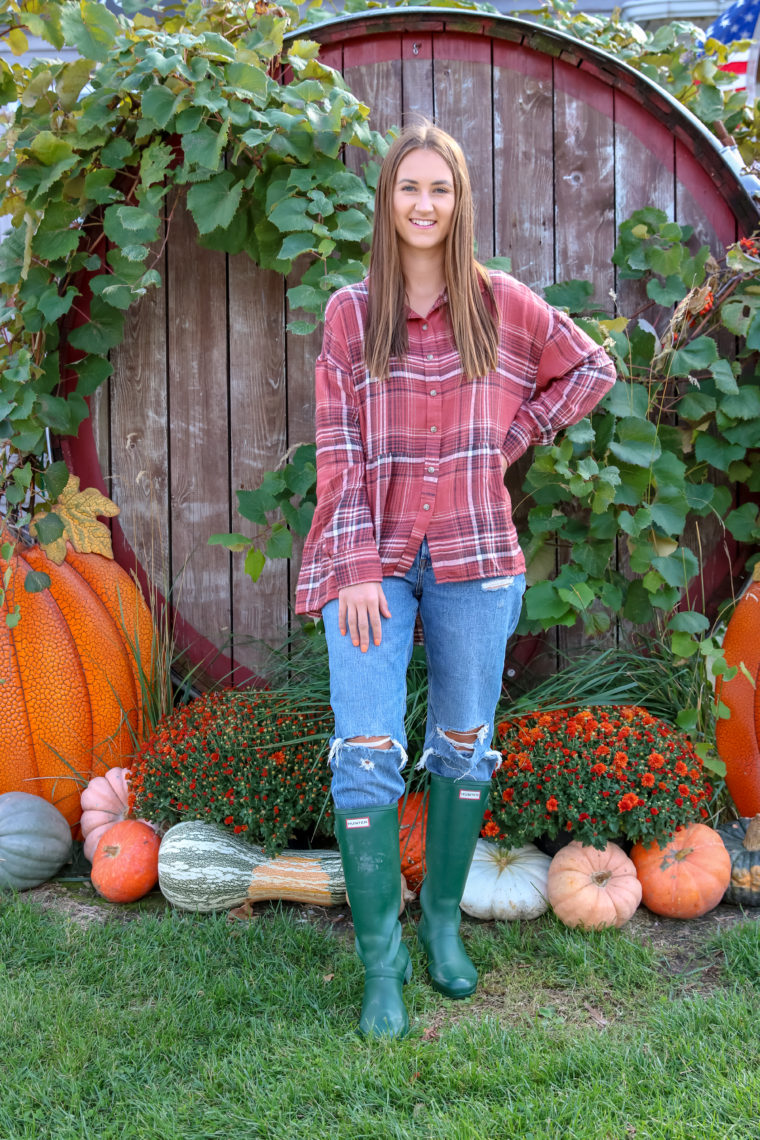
[422,334,440,519]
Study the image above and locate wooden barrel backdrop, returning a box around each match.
[61,10,758,687]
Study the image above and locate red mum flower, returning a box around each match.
[546,796,559,812]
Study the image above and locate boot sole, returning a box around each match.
[428,976,476,999]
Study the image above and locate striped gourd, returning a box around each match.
[158,820,346,912]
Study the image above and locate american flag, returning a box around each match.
[705,0,760,95]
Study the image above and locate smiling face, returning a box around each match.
[392,148,456,254]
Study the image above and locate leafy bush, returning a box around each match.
[483,705,714,851]
[129,689,334,855]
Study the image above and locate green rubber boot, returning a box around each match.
[417,773,489,998]
[335,805,412,1039]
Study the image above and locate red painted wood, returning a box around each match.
[402,30,433,62]
[492,38,551,80]
[343,33,401,69]
[615,89,674,173]
[432,31,491,64]
[554,56,614,121]
[675,139,737,248]
[319,44,342,70]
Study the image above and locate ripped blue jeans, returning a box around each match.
[322,537,525,810]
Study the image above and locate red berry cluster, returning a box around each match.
[483,705,713,851]
[740,236,759,256]
[128,690,334,856]
[698,290,714,317]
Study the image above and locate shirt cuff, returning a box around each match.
[331,545,384,590]
[501,421,534,468]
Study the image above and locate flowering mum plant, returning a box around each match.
[483,706,713,852]
[128,690,333,857]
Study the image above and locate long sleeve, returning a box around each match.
[313,302,383,590]
[500,304,616,468]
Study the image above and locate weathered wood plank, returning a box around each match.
[402,31,434,124]
[554,60,615,299]
[614,90,675,320]
[166,196,231,668]
[675,139,737,253]
[228,255,287,683]
[493,39,553,292]
[344,34,403,170]
[433,33,494,261]
[554,61,615,662]
[108,238,169,592]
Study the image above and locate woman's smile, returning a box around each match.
[393,148,456,250]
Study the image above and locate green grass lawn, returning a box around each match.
[1,891,759,1140]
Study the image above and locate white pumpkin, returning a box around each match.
[460,839,552,921]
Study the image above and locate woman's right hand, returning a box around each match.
[338,582,391,652]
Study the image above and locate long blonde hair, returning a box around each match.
[363,121,499,381]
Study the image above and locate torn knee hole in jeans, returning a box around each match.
[328,736,409,772]
[439,724,488,752]
[481,576,515,591]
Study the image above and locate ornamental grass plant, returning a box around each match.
[129,690,333,856]
[485,705,714,851]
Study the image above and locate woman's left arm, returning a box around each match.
[500,303,617,469]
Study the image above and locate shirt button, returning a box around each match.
[422,323,428,330]
[423,504,430,511]
[426,353,433,360]
[430,389,437,396]
[428,466,435,473]
[430,425,437,433]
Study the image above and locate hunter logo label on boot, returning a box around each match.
[459,790,481,801]
[345,816,371,829]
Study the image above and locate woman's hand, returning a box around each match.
[500,454,508,478]
[338,582,391,652]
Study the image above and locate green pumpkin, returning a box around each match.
[717,815,760,907]
[0,791,73,891]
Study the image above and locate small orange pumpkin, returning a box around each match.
[398,791,427,892]
[547,841,642,930]
[630,823,731,919]
[715,572,760,815]
[90,819,161,903]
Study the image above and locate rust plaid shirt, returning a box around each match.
[295,271,616,618]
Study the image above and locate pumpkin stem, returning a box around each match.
[590,869,612,887]
[743,815,760,851]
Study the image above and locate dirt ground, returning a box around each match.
[24,876,758,977]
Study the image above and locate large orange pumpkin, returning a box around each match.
[398,791,427,892]
[715,572,760,815]
[630,823,731,919]
[0,537,154,828]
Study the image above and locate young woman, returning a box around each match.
[295,122,616,1038]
